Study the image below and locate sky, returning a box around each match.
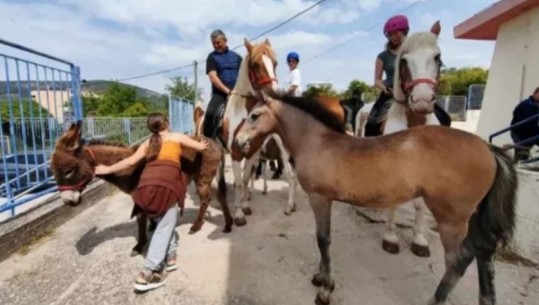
[0,0,498,102]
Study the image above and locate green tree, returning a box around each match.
[165,76,201,103]
[122,102,149,117]
[82,94,101,116]
[303,83,340,98]
[0,98,51,120]
[438,67,488,96]
[342,80,370,99]
[96,82,139,116]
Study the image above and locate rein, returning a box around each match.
[56,147,97,192]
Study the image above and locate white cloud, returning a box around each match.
[0,0,496,103]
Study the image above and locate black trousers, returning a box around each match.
[202,92,227,139]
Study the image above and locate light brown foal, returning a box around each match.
[235,92,517,305]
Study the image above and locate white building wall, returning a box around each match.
[475,6,539,145]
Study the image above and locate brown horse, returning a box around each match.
[235,92,517,305]
[50,121,232,256]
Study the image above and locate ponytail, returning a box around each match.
[145,112,168,161]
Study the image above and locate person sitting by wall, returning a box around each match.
[509,87,539,161]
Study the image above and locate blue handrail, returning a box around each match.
[489,112,539,143]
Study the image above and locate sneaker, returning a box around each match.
[165,255,177,272]
[133,270,167,292]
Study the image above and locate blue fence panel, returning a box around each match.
[168,96,194,134]
[467,84,486,110]
[0,38,82,218]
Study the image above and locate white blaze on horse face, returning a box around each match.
[261,54,278,92]
[405,49,439,114]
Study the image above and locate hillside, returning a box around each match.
[81,79,163,98]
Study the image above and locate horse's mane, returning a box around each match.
[269,91,346,133]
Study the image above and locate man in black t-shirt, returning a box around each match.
[203,29,242,139]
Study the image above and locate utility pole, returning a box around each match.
[193,60,198,102]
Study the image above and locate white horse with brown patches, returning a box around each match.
[194,38,285,226]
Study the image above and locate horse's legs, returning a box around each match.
[232,160,247,226]
[284,160,297,215]
[428,219,473,305]
[247,162,256,200]
[189,177,211,234]
[217,157,233,233]
[308,194,334,305]
[261,159,268,195]
[241,156,257,214]
[476,251,496,305]
[132,212,148,256]
[411,198,431,257]
[382,207,400,254]
[273,135,297,215]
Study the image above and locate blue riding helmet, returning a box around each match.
[287,51,300,62]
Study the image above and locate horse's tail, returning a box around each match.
[469,145,517,252]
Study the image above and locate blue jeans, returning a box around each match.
[144,204,179,272]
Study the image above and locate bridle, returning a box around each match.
[247,54,277,90]
[395,54,443,104]
[56,147,96,192]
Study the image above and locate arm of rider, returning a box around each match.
[208,71,232,95]
[177,134,210,152]
[374,58,389,94]
[94,141,149,176]
[206,54,232,95]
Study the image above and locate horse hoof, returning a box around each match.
[382,240,400,254]
[411,243,431,257]
[262,190,267,195]
[222,226,232,233]
[315,292,331,305]
[311,273,324,287]
[234,218,247,227]
[242,207,253,216]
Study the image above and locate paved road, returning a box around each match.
[0,165,537,305]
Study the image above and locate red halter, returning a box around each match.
[248,67,277,89]
[403,78,438,92]
[56,147,96,192]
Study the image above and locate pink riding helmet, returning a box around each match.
[384,15,409,36]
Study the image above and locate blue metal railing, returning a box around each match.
[0,38,82,218]
[489,113,539,164]
[168,96,194,134]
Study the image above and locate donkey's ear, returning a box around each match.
[264,38,271,46]
[244,38,253,53]
[430,20,441,36]
[60,120,83,151]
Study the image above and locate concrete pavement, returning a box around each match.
[0,166,537,305]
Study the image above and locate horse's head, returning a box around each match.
[393,21,443,115]
[235,94,278,154]
[244,38,278,95]
[50,121,95,206]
